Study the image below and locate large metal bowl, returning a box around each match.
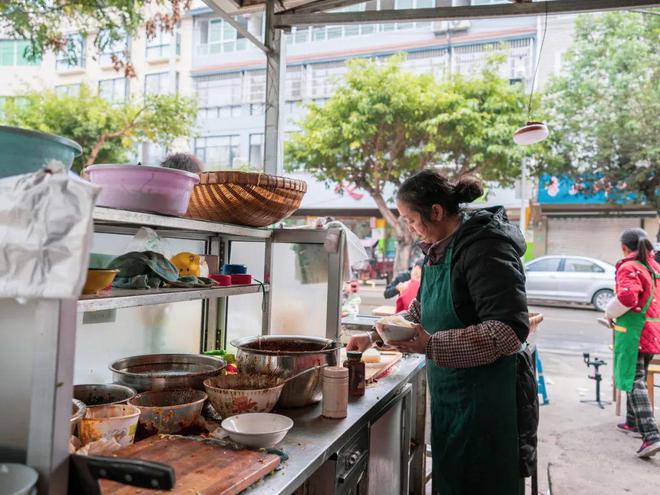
[110,354,226,392]
[231,335,339,408]
[74,383,137,407]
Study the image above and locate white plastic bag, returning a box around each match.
[125,227,173,259]
[0,162,99,299]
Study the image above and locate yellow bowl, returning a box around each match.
[82,269,119,295]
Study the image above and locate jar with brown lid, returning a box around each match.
[344,351,366,397]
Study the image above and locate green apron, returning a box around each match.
[614,261,659,392]
[421,244,520,495]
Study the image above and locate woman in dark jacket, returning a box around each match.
[348,170,536,495]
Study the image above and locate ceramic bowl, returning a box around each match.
[377,315,416,343]
[204,375,284,419]
[221,413,293,448]
[82,269,119,295]
[79,404,140,447]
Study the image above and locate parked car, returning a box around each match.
[525,256,615,311]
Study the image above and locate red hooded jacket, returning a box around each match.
[614,252,660,354]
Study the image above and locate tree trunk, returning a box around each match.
[371,190,416,275]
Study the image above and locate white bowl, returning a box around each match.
[377,316,417,343]
[221,413,294,448]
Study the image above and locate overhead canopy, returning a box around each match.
[205,0,660,25]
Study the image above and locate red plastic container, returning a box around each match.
[209,274,232,286]
[230,274,252,285]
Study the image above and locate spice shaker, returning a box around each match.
[322,366,349,419]
[344,351,366,397]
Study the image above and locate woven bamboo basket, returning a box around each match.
[529,312,544,334]
[185,171,308,227]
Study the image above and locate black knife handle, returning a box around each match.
[81,455,175,490]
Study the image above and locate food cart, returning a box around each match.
[1,1,654,494]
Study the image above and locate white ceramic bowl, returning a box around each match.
[377,316,416,343]
[221,413,294,448]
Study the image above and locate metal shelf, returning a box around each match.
[78,283,269,312]
[93,206,272,239]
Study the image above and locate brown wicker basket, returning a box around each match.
[185,171,307,227]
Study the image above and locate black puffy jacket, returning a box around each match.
[431,206,539,478]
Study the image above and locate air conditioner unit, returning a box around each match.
[433,19,471,33]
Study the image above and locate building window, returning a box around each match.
[249,133,264,169]
[146,26,180,59]
[250,103,265,116]
[56,34,85,71]
[471,0,509,4]
[194,73,243,120]
[55,84,81,97]
[310,63,345,98]
[98,30,128,66]
[98,77,128,104]
[286,67,304,101]
[198,17,249,55]
[0,40,39,66]
[145,72,178,95]
[195,135,241,170]
[247,71,266,103]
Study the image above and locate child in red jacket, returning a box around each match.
[606,228,660,458]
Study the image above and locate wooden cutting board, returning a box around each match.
[100,436,280,495]
[365,351,402,383]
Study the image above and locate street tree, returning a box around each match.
[286,56,531,271]
[0,1,191,76]
[1,85,197,172]
[537,11,660,239]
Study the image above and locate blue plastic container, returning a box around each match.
[0,125,82,178]
[222,264,248,275]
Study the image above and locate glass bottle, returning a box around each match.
[343,351,366,397]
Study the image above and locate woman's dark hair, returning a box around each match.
[620,228,654,264]
[396,169,484,220]
[160,153,204,173]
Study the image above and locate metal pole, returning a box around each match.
[264,0,286,175]
[27,299,77,495]
[520,157,527,234]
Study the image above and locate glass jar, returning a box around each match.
[343,351,366,397]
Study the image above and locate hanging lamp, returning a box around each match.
[514,2,549,146]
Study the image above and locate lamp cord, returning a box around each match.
[527,1,549,120]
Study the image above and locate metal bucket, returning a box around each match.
[74,383,137,407]
[110,354,226,392]
[231,336,339,408]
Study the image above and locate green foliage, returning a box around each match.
[1,85,197,172]
[538,11,660,211]
[0,1,190,74]
[286,55,531,206]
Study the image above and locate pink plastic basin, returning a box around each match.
[87,164,200,217]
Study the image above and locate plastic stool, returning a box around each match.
[537,352,549,405]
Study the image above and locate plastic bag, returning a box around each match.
[125,227,173,259]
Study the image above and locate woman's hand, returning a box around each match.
[390,324,431,354]
[346,332,375,353]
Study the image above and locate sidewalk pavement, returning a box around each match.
[534,351,659,494]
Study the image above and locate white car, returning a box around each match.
[525,256,615,311]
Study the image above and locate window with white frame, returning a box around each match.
[98,77,128,104]
[0,40,39,66]
[55,84,81,97]
[98,30,128,66]
[471,0,509,4]
[309,63,345,99]
[206,17,249,54]
[195,135,241,170]
[286,67,304,101]
[56,34,85,71]
[247,71,266,103]
[145,72,178,96]
[195,73,242,118]
[249,133,264,169]
[146,26,180,59]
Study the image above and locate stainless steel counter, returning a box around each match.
[246,354,427,495]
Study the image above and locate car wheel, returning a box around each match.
[592,289,614,312]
